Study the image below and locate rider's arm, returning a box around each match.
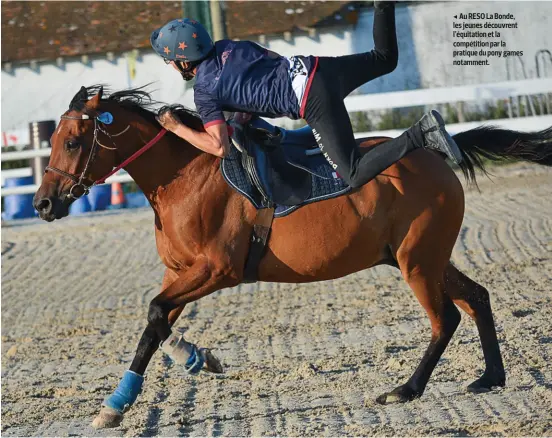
[173,122,231,158]
[187,88,231,157]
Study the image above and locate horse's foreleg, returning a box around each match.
[92,270,182,429]
[93,262,232,429]
[92,306,186,429]
[146,259,233,341]
[148,261,232,374]
[130,305,186,374]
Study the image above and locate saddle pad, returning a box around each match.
[221,146,351,218]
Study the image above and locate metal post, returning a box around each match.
[29,120,55,186]
[456,101,466,123]
[183,1,214,35]
[209,0,226,41]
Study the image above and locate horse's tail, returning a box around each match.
[452,125,552,186]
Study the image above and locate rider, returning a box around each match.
[150,2,463,189]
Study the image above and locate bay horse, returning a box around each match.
[33,85,552,428]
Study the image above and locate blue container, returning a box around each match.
[125,192,149,209]
[89,185,111,211]
[2,176,36,220]
[69,195,91,215]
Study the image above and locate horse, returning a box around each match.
[33,85,552,428]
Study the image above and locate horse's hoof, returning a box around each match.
[376,384,420,405]
[91,406,123,429]
[467,375,505,393]
[201,349,224,374]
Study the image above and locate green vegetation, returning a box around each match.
[349,100,514,132]
[1,146,26,171]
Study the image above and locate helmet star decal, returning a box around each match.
[192,33,198,39]
[169,25,177,32]
[178,41,188,50]
[159,32,163,38]
[163,46,171,55]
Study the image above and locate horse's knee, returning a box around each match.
[147,299,173,339]
[147,300,166,325]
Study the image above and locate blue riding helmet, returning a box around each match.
[150,18,214,63]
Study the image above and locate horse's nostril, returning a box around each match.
[36,198,53,214]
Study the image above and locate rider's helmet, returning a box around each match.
[150,18,214,65]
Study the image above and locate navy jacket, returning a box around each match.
[194,40,317,127]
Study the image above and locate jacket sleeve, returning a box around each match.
[194,87,225,128]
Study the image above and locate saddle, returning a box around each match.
[229,119,314,206]
[222,117,351,216]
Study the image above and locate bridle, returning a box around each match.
[45,113,167,200]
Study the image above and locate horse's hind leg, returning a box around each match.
[377,191,463,405]
[376,268,461,404]
[444,263,506,392]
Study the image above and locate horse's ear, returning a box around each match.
[86,86,103,109]
[75,86,88,102]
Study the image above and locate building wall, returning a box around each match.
[406,1,552,87]
[2,1,551,133]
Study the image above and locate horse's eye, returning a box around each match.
[66,140,80,150]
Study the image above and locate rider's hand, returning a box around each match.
[233,112,252,125]
[156,109,182,132]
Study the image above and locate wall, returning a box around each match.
[406,1,552,87]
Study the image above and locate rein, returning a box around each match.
[45,113,167,199]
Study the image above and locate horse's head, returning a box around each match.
[33,86,122,221]
[34,84,204,221]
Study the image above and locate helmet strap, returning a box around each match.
[174,48,213,81]
[175,61,196,81]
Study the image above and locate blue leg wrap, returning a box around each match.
[185,345,205,375]
[103,370,144,413]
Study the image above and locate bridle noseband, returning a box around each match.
[45,113,167,200]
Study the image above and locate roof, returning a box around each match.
[224,1,360,40]
[1,1,361,64]
[1,1,183,63]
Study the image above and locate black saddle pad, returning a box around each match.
[221,143,351,218]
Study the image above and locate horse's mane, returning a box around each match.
[68,84,205,131]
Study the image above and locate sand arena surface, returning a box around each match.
[2,163,551,436]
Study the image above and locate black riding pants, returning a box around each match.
[303,4,424,188]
